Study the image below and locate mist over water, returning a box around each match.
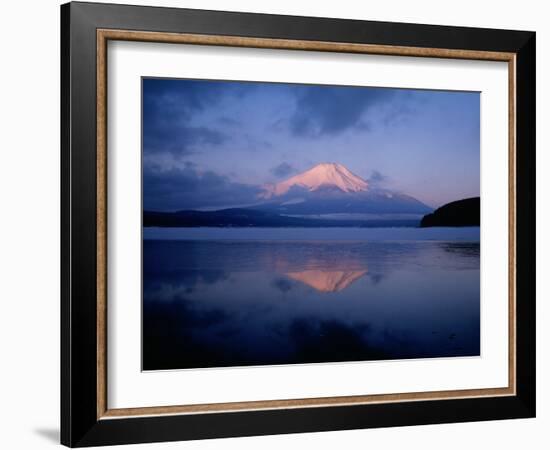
[143,226,480,242]
[143,228,480,370]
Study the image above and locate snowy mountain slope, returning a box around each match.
[261,163,368,198]
[256,163,432,215]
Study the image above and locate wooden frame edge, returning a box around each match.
[508,55,517,396]
[98,28,515,61]
[97,29,108,419]
[100,387,515,419]
[95,28,517,420]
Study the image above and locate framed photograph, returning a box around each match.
[61,2,535,447]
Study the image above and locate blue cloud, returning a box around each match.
[288,85,396,137]
[368,170,387,185]
[142,78,480,208]
[143,78,237,156]
[143,165,262,211]
[270,162,296,178]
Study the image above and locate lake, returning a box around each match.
[142,227,480,370]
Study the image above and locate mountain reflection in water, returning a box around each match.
[143,238,480,370]
[286,270,368,292]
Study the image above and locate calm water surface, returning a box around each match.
[143,228,480,370]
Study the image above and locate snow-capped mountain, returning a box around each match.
[256,162,432,215]
[261,162,368,198]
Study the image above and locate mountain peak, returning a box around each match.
[262,162,369,198]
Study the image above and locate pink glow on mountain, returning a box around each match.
[262,163,369,199]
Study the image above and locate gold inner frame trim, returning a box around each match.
[96,28,517,420]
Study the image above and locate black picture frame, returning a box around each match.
[61,1,535,447]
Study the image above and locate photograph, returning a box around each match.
[142,78,481,371]
[54,1,536,446]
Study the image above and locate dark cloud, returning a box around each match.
[143,295,234,370]
[382,101,415,127]
[143,78,239,156]
[243,134,273,151]
[272,277,294,293]
[143,165,262,211]
[289,85,396,137]
[368,170,388,185]
[143,240,229,290]
[369,273,385,285]
[270,162,296,178]
[144,124,225,157]
[217,116,240,127]
[288,318,388,362]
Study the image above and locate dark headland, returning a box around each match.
[420,197,480,227]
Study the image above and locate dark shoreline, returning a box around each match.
[144,208,422,228]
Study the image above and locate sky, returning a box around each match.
[143,78,480,212]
